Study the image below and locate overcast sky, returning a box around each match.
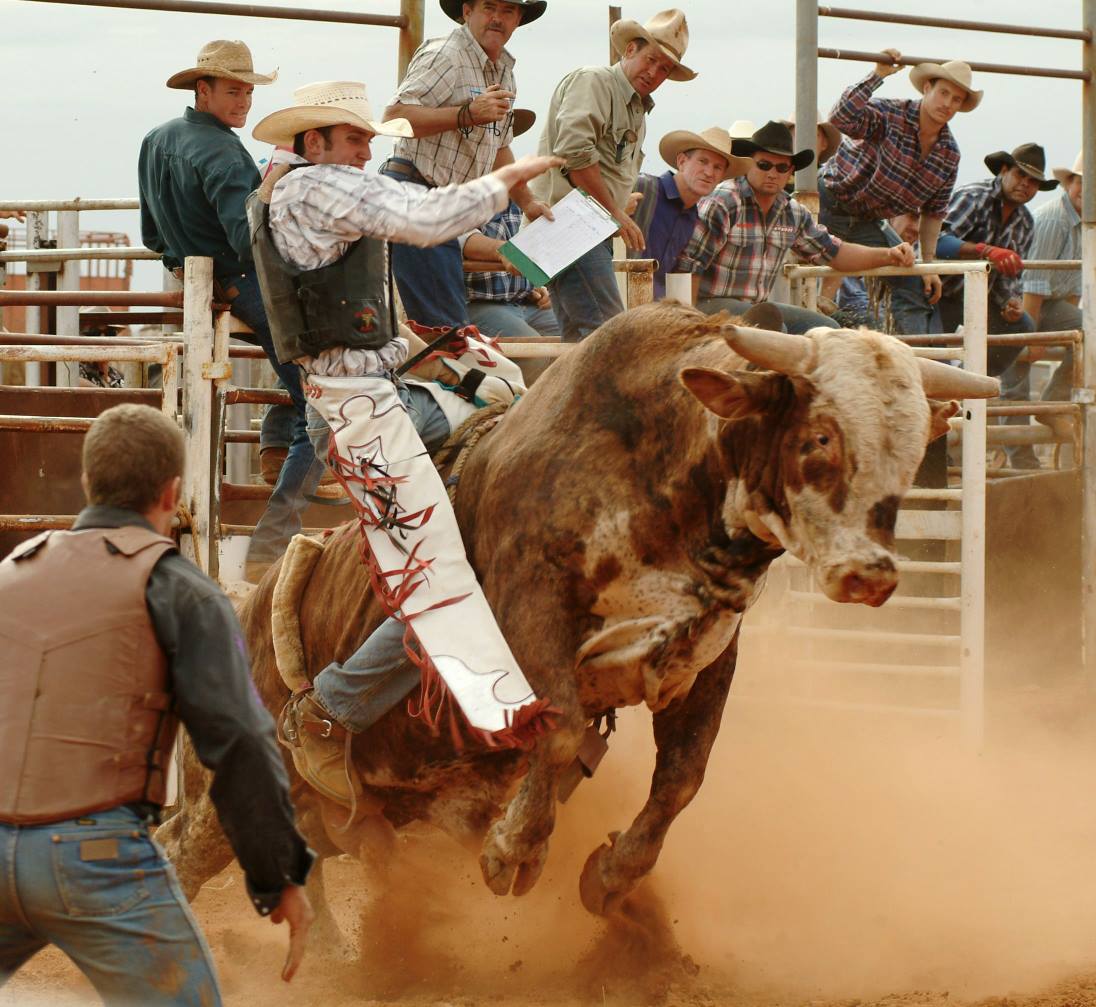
[1,0,1087,290]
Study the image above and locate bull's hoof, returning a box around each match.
[579,842,623,916]
[511,845,547,897]
[479,829,518,896]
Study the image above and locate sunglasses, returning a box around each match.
[754,159,794,174]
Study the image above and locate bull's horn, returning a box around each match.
[916,358,1000,399]
[722,325,814,375]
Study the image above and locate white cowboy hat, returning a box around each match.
[166,40,277,90]
[727,119,757,140]
[1053,151,1083,186]
[659,126,749,179]
[908,60,983,112]
[779,113,842,165]
[252,81,413,146]
[610,9,697,82]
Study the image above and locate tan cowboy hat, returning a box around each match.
[908,60,982,112]
[1053,151,1083,186]
[610,9,697,82]
[252,81,413,146]
[728,119,757,139]
[166,40,277,90]
[659,126,749,179]
[439,0,546,24]
[779,113,842,165]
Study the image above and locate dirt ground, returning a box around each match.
[7,679,1096,1007]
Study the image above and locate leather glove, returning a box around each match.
[975,243,1023,277]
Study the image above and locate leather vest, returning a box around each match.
[0,526,178,825]
[247,191,395,364]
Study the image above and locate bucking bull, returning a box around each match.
[159,300,996,932]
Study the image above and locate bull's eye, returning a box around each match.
[817,434,830,447]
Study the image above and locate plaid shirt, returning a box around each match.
[463,201,534,303]
[678,178,842,302]
[392,24,516,186]
[1023,189,1082,300]
[819,72,959,220]
[939,176,1033,306]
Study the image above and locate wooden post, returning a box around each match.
[626,263,654,307]
[664,273,693,305]
[960,266,989,750]
[24,211,46,386]
[609,5,621,62]
[1081,0,1096,688]
[399,0,424,81]
[182,256,215,575]
[160,344,179,420]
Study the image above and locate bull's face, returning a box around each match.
[680,325,998,607]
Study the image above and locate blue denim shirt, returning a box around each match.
[138,107,260,274]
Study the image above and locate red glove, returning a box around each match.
[975,243,1023,277]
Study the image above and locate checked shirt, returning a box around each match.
[462,201,536,303]
[819,71,960,221]
[678,177,842,303]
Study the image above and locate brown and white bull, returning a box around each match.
[160,301,995,926]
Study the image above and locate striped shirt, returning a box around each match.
[678,177,842,302]
[463,201,534,303]
[268,154,506,374]
[392,24,516,187]
[819,71,960,220]
[939,176,1033,307]
[1022,189,1082,300]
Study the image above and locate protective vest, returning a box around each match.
[0,526,178,825]
[247,191,395,364]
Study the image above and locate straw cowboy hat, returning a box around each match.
[440,0,546,25]
[610,9,697,82]
[659,126,749,179]
[728,120,756,140]
[779,112,842,165]
[1053,151,1083,186]
[166,40,277,90]
[731,120,814,171]
[252,81,413,146]
[908,60,983,112]
[984,143,1058,190]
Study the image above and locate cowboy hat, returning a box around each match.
[731,120,814,172]
[80,305,126,332]
[512,108,536,138]
[728,119,757,139]
[439,0,546,25]
[252,81,413,146]
[779,112,842,165]
[1053,151,1083,186]
[659,126,749,179]
[166,39,277,90]
[984,143,1058,190]
[610,8,697,82]
[908,60,982,112]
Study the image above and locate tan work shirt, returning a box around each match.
[532,62,653,212]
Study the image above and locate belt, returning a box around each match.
[380,158,435,188]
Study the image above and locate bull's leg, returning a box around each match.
[579,638,738,916]
[479,708,586,897]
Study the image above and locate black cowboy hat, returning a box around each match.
[440,0,546,26]
[731,120,814,171]
[984,142,1058,190]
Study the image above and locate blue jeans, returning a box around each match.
[0,806,221,1005]
[306,380,452,733]
[467,299,561,338]
[818,181,934,335]
[548,238,624,343]
[998,297,1078,404]
[936,292,1033,381]
[220,270,325,564]
[696,296,839,334]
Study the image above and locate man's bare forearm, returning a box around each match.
[919,215,943,262]
[384,101,458,138]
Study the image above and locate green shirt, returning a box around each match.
[138,107,260,275]
[532,62,653,213]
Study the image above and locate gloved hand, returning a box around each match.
[975,243,1023,277]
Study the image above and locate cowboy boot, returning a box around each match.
[277,690,362,806]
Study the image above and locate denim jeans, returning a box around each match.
[696,296,839,334]
[259,382,295,451]
[818,181,935,335]
[936,292,1033,382]
[306,379,453,733]
[467,299,561,338]
[0,805,221,1006]
[220,270,325,564]
[547,238,625,343]
[997,297,1079,404]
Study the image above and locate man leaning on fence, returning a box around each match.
[138,40,325,582]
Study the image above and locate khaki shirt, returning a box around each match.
[532,62,653,212]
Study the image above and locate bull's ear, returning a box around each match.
[679,367,782,420]
[928,399,959,442]
[739,301,784,332]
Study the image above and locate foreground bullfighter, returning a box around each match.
[159,301,996,926]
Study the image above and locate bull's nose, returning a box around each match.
[830,557,898,606]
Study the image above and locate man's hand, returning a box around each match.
[1000,297,1024,323]
[874,47,902,77]
[615,214,646,252]
[270,884,314,982]
[886,242,916,268]
[530,286,552,309]
[523,199,554,223]
[922,273,942,304]
[624,191,643,217]
[977,243,1023,277]
[0,209,25,222]
[468,84,516,125]
[494,155,564,193]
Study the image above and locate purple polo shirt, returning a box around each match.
[635,171,701,298]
